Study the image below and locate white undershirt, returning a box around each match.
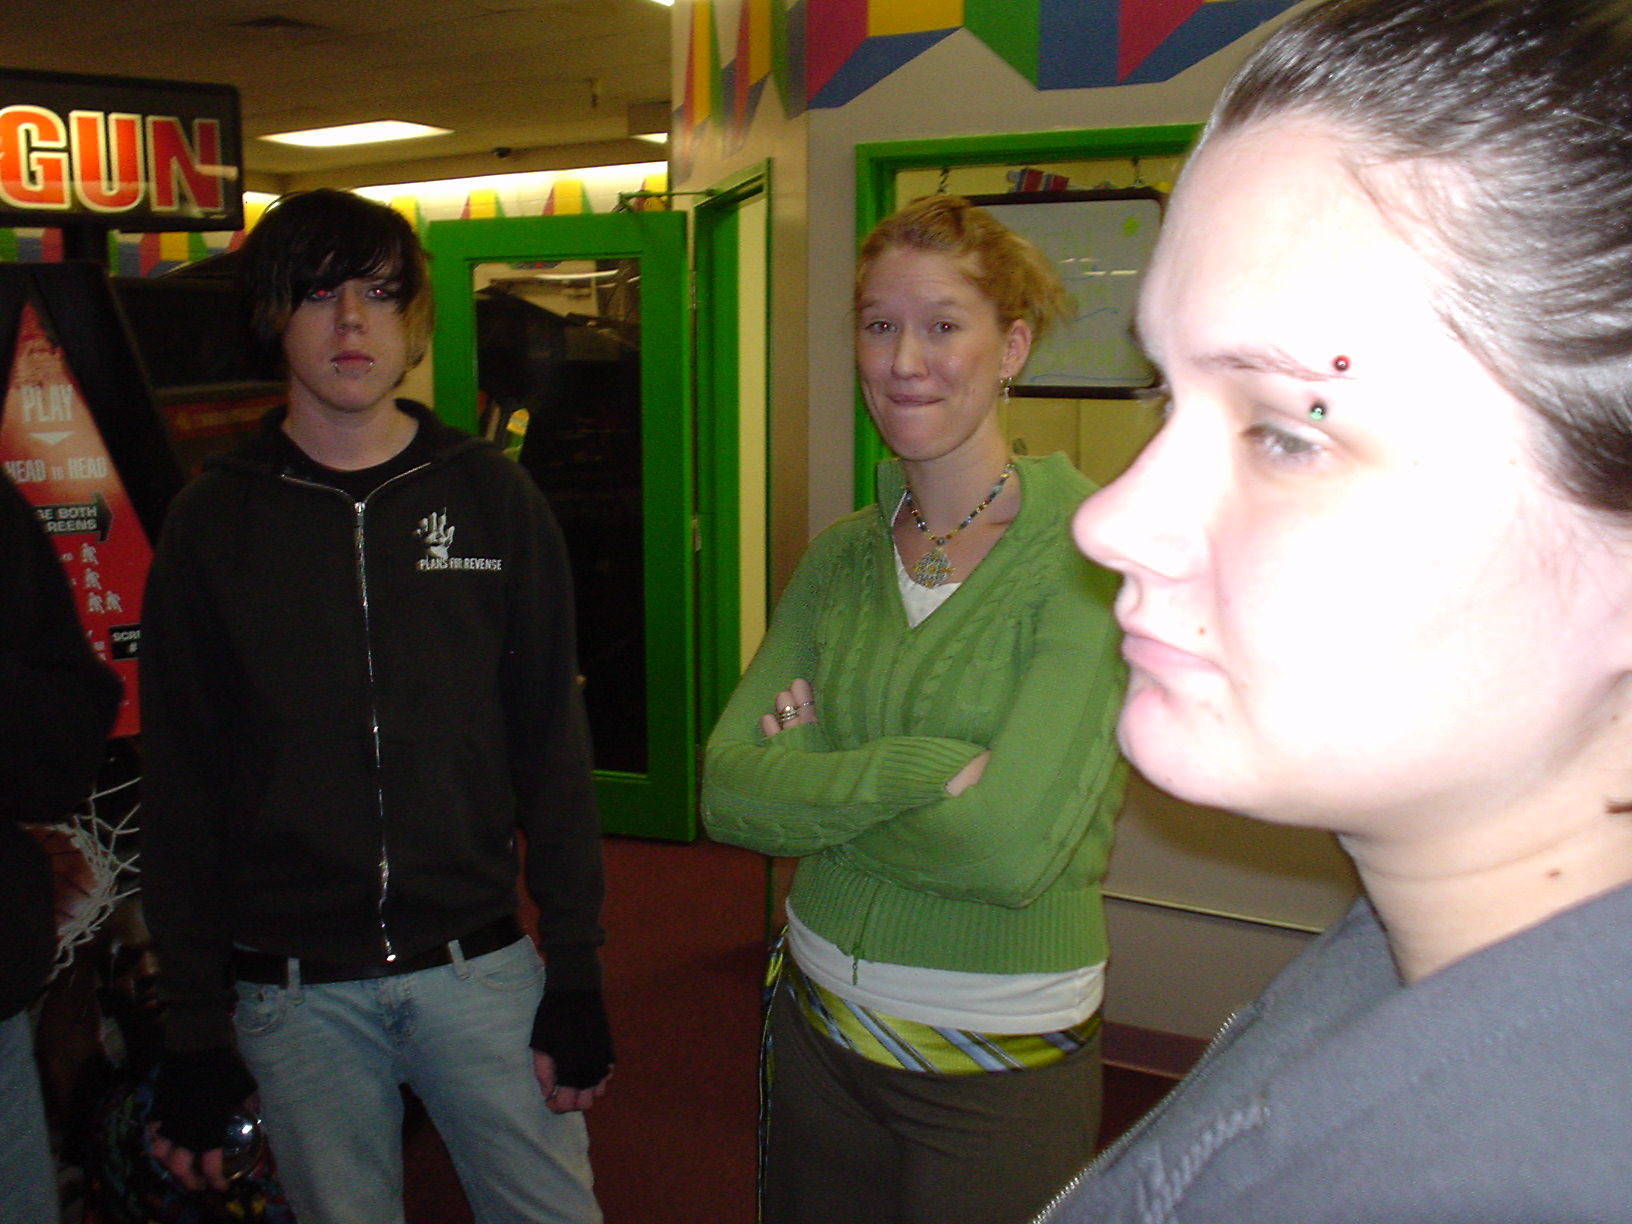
[896,544,960,626]
[786,904,1104,1033]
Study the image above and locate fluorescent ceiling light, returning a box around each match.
[633,132,667,144]
[648,0,674,6]
[261,120,452,149]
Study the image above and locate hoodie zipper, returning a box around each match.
[1030,1006,1254,1223]
[280,461,430,962]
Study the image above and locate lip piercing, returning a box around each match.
[332,358,375,374]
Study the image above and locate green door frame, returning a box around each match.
[693,161,785,936]
[852,123,1200,505]
[693,160,772,732]
[424,211,697,840]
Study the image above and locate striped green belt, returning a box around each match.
[771,936,1100,1075]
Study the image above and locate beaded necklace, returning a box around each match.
[902,461,1015,588]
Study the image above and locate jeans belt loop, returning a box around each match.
[449,933,471,978]
[231,915,520,987]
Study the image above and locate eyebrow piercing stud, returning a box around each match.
[1332,355,1351,373]
[1309,400,1328,421]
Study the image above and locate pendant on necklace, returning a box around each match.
[911,546,955,588]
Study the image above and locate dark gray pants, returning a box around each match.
[764,982,1101,1224]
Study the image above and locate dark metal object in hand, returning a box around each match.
[220,1112,266,1181]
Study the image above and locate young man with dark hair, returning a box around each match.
[140,189,611,1224]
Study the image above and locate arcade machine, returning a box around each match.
[112,251,281,479]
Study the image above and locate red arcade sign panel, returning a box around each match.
[0,68,242,231]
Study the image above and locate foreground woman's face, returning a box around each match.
[1073,117,1632,842]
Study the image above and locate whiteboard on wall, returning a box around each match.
[968,189,1161,395]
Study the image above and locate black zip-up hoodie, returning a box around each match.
[140,402,604,1051]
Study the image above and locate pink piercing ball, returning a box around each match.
[1333,355,1351,372]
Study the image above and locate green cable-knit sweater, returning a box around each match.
[702,452,1127,976]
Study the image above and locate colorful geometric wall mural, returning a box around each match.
[0,224,243,278]
[679,0,1300,163]
[0,197,274,278]
[1,167,670,277]
[358,166,664,226]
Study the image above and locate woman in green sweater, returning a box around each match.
[702,195,1127,1224]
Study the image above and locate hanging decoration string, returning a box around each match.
[903,461,1015,588]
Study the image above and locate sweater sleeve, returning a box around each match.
[701,533,986,857]
[500,472,606,992]
[838,553,1127,908]
[138,482,244,1051]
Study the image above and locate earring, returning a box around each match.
[1001,375,1013,404]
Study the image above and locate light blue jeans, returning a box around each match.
[234,936,600,1224]
[0,1009,56,1224]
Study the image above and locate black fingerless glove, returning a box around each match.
[530,989,614,1088]
[151,1048,257,1153]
